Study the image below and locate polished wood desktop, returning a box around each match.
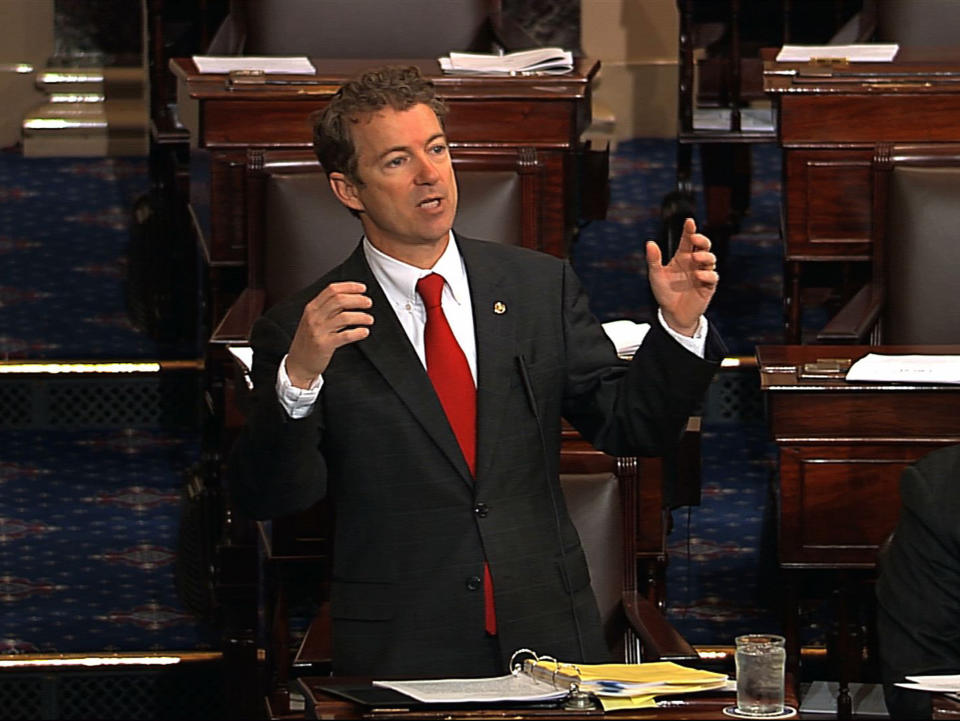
[757,344,960,685]
[296,676,772,720]
[763,48,960,341]
[170,56,600,270]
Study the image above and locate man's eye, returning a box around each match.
[386,157,404,168]
[430,144,448,155]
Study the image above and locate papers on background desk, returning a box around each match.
[845,353,960,384]
[192,55,316,74]
[896,674,960,694]
[438,47,573,75]
[775,43,899,62]
[601,320,650,359]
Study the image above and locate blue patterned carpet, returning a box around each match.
[1,139,809,654]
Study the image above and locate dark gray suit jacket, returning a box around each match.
[877,444,960,719]
[228,236,724,678]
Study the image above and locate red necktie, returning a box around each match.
[416,272,496,635]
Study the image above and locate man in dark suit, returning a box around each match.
[228,65,724,678]
[877,444,960,719]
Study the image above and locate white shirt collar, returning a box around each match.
[362,231,469,306]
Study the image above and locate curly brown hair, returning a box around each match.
[312,65,448,184]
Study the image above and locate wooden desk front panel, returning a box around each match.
[778,443,932,568]
[778,93,960,145]
[766,388,960,440]
[782,149,872,260]
[200,98,581,148]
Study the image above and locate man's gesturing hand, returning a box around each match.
[284,281,374,388]
[646,217,719,336]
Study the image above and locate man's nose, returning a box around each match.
[414,153,442,184]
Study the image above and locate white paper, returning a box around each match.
[896,674,960,692]
[439,47,573,75]
[775,44,899,63]
[373,674,567,704]
[228,345,253,373]
[845,353,960,384]
[192,55,316,75]
[601,320,650,358]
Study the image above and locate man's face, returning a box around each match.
[330,103,458,263]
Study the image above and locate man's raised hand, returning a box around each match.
[284,281,374,388]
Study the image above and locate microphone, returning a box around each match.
[515,354,586,662]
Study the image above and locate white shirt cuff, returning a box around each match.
[276,354,323,419]
[657,309,707,358]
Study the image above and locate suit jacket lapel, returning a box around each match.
[338,245,475,485]
[459,238,519,484]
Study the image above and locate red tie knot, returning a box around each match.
[416,272,446,309]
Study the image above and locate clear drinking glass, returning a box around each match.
[734,634,786,716]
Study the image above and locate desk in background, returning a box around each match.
[757,344,960,687]
[763,48,960,342]
[170,57,602,324]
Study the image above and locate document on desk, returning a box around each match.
[373,674,567,704]
[192,55,316,74]
[374,660,727,708]
[845,353,960,384]
[896,674,960,693]
[438,47,574,75]
[775,43,899,63]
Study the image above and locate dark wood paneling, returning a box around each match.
[784,150,873,259]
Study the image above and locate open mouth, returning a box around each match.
[418,196,443,210]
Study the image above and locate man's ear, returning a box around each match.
[329,172,364,213]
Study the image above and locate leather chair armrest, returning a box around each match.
[210,288,266,346]
[816,282,883,344]
[622,591,700,663]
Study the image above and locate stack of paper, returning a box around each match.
[530,660,729,711]
[374,660,729,711]
[845,353,960,384]
[601,319,650,359]
[192,55,316,75]
[896,673,960,695]
[438,47,574,75]
[775,43,899,63]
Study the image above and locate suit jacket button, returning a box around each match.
[474,503,489,518]
[466,575,482,591]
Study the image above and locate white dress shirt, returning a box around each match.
[276,233,707,418]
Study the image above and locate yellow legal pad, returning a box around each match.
[528,660,729,712]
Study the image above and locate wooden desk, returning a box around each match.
[758,344,960,569]
[763,48,960,341]
[296,676,771,720]
[757,344,960,687]
[171,57,600,270]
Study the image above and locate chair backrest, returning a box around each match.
[209,0,500,59]
[872,144,960,344]
[558,438,646,662]
[874,0,960,49]
[245,148,542,309]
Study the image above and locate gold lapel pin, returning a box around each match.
[493,301,507,315]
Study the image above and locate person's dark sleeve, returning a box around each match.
[876,445,960,719]
[225,312,328,520]
[558,261,725,456]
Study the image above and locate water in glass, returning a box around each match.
[735,634,785,716]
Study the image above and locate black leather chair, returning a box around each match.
[818,143,960,344]
[558,436,699,666]
[206,0,538,59]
